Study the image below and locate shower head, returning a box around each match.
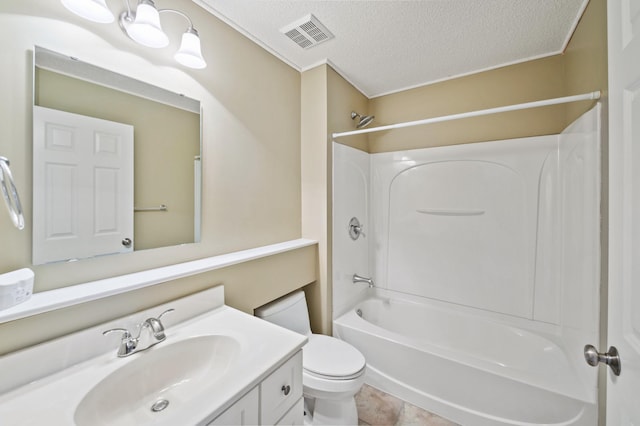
[351,111,375,129]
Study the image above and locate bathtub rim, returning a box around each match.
[333,288,597,404]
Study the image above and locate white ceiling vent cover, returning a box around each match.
[280,14,334,49]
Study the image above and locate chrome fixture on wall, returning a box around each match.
[0,157,24,230]
[60,0,207,69]
[353,274,374,288]
[351,111,375,129]
[348,217,365,240]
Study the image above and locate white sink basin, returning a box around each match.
[74,335,240,426]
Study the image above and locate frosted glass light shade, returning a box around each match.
[61,0,114,23]
[126,1,169,48]
[174,29,207,69]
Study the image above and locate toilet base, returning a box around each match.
[304,396,358,426]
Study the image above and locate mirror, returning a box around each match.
[32,47,202,265]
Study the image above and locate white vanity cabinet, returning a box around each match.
[207,351,303,425]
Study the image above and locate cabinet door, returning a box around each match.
[260,351,303,425]
[276,398,304,425]
[207,387,259,426]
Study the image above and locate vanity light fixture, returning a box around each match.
[61,0,114,23]
[61,0,207,69]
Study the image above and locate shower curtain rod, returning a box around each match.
[332,90,601,139]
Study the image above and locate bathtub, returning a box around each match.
[333,290,597,426]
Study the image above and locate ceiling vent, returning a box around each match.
[280,14,334,50]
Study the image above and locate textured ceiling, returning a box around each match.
[195,0,589,98]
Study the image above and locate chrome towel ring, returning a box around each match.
[0,157,24,230]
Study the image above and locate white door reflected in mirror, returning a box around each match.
[32,106,134,264]
[32,46,202,264]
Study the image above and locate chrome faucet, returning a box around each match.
[103,308,175,357]
[353,274,374,288]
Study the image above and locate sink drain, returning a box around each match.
[151,399,170,413]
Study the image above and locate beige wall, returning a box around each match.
[327,68,369,153]
[300,65,369,334]
[564,0,608,125]
[368,56,568,153]
[35,68,200,251]
[0,0,310,354]
[301,65,329,334]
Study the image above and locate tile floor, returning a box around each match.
[355,384,460,426]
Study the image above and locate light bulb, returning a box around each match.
[174,28,206,69]
[126,0,169,48]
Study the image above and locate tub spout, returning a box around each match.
[353,274,374,288]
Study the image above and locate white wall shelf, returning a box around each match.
[0,239,317,324]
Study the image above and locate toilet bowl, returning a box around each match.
[255,291,366,426]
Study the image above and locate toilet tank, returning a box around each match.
[254,291,312,336]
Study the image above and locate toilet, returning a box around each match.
[255,291,366,426]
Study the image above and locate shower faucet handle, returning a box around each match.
[348,217,365,240]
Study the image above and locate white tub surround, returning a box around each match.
[332,105,601,425]
[332,144,370,317]
[0,286,307,425]
[0,238,316,324]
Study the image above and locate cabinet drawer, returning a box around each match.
[260,351,303,425]
[276,398,304,425]
[207,386,259,426]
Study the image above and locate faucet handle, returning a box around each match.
[157,308,175,321]
[348,217,366,240]
[102,327,131,338]
[103,327,139,357]
[140,309,174,343]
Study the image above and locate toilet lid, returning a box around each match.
[303,335,366,378]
